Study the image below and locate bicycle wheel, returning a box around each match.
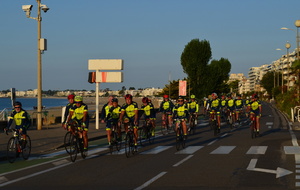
[139,127,146,146]
[213,121,218,136]
[22,135,31,160]
[69,135,78,162]
[113,131,121,151]
[251,120,257,139]
[161,121,167,135]
[7,137,17,163]
[79,138,86,159]
[149,126,155,144]
[175,128,181,151]
[64,131,72,154]
[125,133,132,158]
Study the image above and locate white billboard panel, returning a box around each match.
[88,59,123,70]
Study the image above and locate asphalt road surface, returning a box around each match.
[0,102,299,189]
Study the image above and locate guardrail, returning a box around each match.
[0,108,8,121]
[292,106,300,122]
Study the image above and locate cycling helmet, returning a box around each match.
[163,94,169,99]
[14,101,22,107]
[190,95,196,99]
[125,94,133,99]
[142,97,149,103]
[74,96,83,102]
[112,98,118,103]
[67,94,75,100]
[211,93,218,97]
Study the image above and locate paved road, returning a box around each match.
[0,102,299,189]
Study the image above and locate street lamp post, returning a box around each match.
[295,20,300,60]
[286,42,291,91]
[22,1,49,130]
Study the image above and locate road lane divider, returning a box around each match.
[134,171,167,190]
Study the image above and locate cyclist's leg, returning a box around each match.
[162,113,166,127]
[168,114,173,128]
[151,118,156,136]
[256,111,260,132]
[106,121,112,145]
[217,111,221,129]
[181,119,188,136]
[123,117,130,133]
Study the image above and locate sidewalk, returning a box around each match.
[0,119,107,161]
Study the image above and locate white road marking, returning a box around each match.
[283,146,300,154]
[246,146,268,154]
[210,146,236,154]
[207,139,217,146]
[175,146,204,154]
[173,155,193,167]
[266,122,273,125]
[134,171,167,190]
[140,146,172,154]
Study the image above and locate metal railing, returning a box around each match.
[0,108,8,121]
[292,106,300,122]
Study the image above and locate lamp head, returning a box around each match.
[22,5,33,12]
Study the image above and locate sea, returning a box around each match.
[0,98,68,111]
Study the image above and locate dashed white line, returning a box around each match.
[173,155,193,167]
[134,171,167,190]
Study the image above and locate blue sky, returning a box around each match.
[1,0,300,91]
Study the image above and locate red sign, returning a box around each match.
[179,80,187,96]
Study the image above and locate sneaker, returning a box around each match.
[134,146,138,152]
[218,128,220,133]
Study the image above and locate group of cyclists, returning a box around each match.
[3,91,262,158]
[205,92,262,135]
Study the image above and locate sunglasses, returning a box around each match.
[14,107,21,108]
[74,102,82,104]
[178,100,184,102]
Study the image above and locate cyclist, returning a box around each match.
[159,95,174,130]
[235,94,244,124]
[62,94,75,130]
[66,96,89,155]
[209,93,221,132]
[105,98,121,146]
[5,101,30,148]
[141,97,156,136]
[226,94,236,125]
[173,96,189,140]
[100,95,114,124]
[187,95,199,130]
[248,94,262,135]
[220,95,227,121]
[119,94,139,151]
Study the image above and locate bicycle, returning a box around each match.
[124,122,137,158]
[174,119,186,150]
[161,112,172,135]
[109,121,121,154]
[209,111,219,136]
[188,113,197,135]
[63,123,73,154]
[250,113,259,139]
[6,129,31,163]
[139,119,155,146]
[68,121,87,162]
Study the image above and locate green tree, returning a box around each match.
[159,80,180,99]
[207,58,231,94]
[181,39,212,98]
[228,80,239,94]
[261,71,275,97]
